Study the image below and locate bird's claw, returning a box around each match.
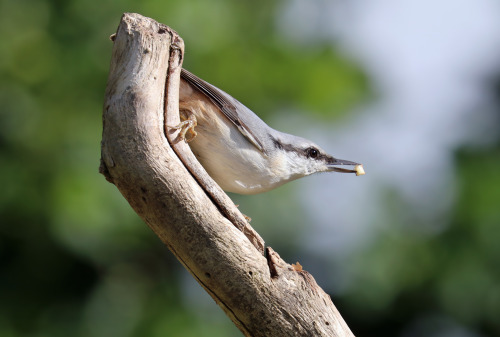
[169,113,198,142]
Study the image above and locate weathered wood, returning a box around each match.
[163,30,265,253]
[100,13,355,337]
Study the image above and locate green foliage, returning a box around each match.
[336,146,500,336]
[0,0,368,335]
[2,0,498,336]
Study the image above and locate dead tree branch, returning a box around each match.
[100,12,354,337]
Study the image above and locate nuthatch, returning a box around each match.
[173,68,364,195]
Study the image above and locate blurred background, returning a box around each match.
[1,0,500,336]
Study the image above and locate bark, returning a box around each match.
[100,12,355,337]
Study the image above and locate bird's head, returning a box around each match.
[269,134,362,182]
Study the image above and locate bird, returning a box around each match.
[172,68,364,195]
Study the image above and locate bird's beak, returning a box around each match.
[326,158,364,175]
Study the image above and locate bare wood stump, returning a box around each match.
[100,12,355,337]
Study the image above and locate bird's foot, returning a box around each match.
[169,113,197,142]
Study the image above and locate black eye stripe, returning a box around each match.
[270,137,324,160]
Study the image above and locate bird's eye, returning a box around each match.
[306,147,319,159]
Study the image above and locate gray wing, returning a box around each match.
[180,68,265,153]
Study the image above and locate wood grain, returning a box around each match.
[100,13,354,337]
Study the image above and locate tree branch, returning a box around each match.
[100,13,355,337]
